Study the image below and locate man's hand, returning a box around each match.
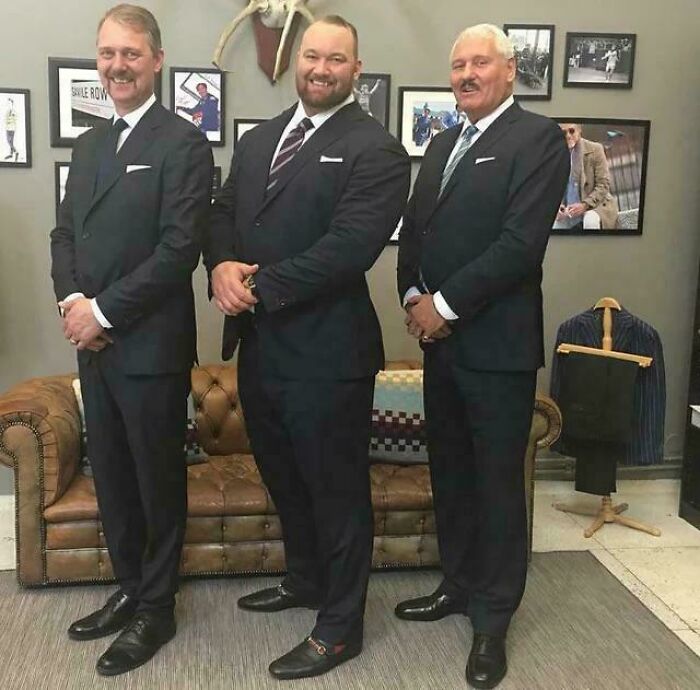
[211,261,259,315]
[565,202,587,218]
[60,298,106,350]
[405,294,451,341]
[85,333,114,352]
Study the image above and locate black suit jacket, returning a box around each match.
[51,102,214,375]
[398,102,570,371]
[205,101,410,380]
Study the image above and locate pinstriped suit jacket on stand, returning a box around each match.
[550,307,666,465]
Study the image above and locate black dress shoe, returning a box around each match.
[466,633,507,689]
[394,591,469,621]
[238,584,320,612]
[268,636,362,680]
[96,611,176,677]
[68,590,138,641]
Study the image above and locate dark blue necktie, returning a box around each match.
[94,118,128,194]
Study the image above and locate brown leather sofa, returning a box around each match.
[0,361,561,586]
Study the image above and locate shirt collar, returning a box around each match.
[290,92,355,131]
[112,93,156,130]
[462,94,515,136]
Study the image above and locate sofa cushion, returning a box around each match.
[370,369,427,464]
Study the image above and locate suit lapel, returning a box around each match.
[258,102,363,214]
[422,126,461,217]
[433,102,524,212]
[86,102,164,215]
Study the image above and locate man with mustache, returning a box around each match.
[204,15,409,680]
[50,3,212,676]
[396,24,569,688]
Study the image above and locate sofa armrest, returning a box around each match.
[532,392,562,449]
[0,375,81,506]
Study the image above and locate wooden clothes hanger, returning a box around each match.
[556,296,652,367]
[553,296,661,537]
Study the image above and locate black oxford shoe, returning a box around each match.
[394,591,469,621]
[238,584,320,612]
[96,611,176,677]
[466,633,507,689]
[268,636,362,680]
[68,590,138,641]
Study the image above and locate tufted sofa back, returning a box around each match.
[190,360,423,458]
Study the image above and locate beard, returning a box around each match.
[296,74,353,113]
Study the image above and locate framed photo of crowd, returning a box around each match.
[552,117,650,235]
[563,33,636,89]
[354,72,390,129]
[170,67,225,145]
[503,24,554,100]
[397,86,463,159]
[0,88,31,167]
[48,57,163,147]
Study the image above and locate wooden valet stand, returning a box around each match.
[553,297,661,538]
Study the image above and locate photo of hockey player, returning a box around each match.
[0,89,30,167]
[353,72,390,128]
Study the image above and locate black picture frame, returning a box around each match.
[503,24,554,101]
[54,161,70,221]
[552,117,650,236]
[0,88,31,167]
[233,118,266,149]
[48,57,163,147]
[563,33,636,89]
[397,86,462,160]
[354,72,391,129]
[170,67,225,146]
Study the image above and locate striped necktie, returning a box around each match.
[267,117,314,193]
[439,124,479,197]
[94,118,128,194]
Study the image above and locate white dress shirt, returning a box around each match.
[270,92,355,166]
[61,94,157,328]
[404,95,515,321]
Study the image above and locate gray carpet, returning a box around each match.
[0,552,698,689]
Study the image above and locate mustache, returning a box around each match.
[107,70,134,80]
[457,80,479,91]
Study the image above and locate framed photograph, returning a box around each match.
[170,67,224,146]
[233,118,266,149]
[54,161,70,220]
[354,72,390,129]
[0,88,31,167]
[503,24,554,100]
[397,87,464,159]
[49,57,163,147]
[563,33,636,88]
[552,118,650,235]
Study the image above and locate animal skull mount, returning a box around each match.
[213,0,316,83]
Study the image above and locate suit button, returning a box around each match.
[82,232,91,239]
[254,218,261,227]
[279,299,287,307]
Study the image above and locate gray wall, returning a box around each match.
[1,0,699,495]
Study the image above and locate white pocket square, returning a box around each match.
[320,155,343,163]
[126,164,152,173]
[474,157,496,165]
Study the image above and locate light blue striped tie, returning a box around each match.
[439,124,479,197]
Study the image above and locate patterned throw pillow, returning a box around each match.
[72,379,207,473]
[370,369,428,464]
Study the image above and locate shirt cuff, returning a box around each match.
[402,286,422,308]
[91,299,113,329]
[433,291,459,321]
[59,292,84,317]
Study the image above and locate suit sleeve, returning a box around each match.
[202,133,249,274]
[439,123,570,319]
[254,139,410,313]
[95,127,213,329]
[50,143,83,302]
[396,190,420,303]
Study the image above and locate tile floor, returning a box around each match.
[1,479,699,656]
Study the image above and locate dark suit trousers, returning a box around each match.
[238,336,375,644]
[78,347,190,612]
[423,344,536,636]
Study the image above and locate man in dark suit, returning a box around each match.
[204,15,409,680]
[50,4,213,676]
[395,24,569,689]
